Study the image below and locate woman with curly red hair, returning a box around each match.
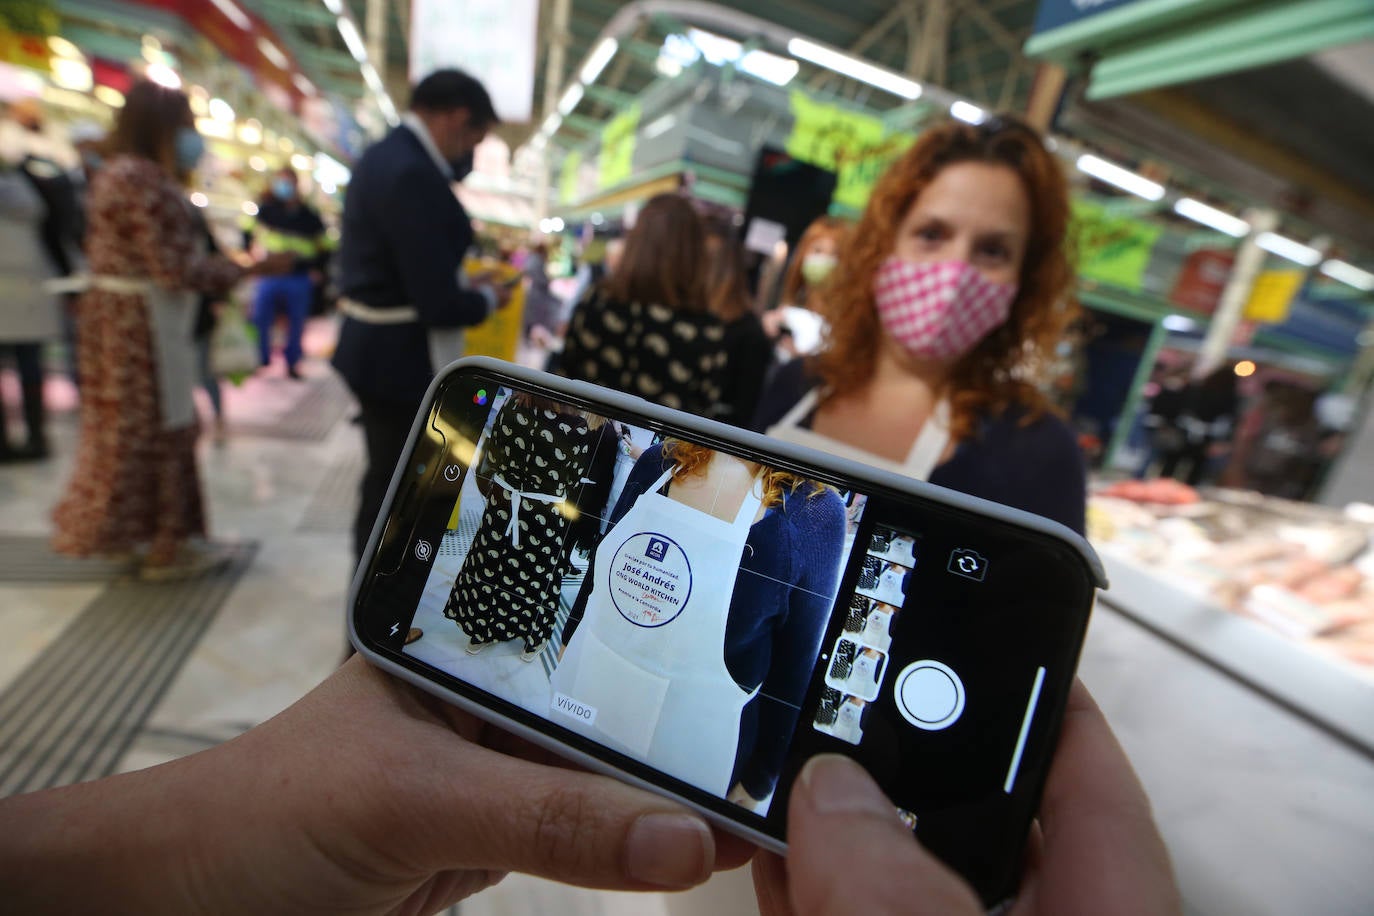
[754,115,1085,532]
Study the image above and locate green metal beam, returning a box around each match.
[243,0,337,28]
[584,83,637,109]
[294,43,360,73]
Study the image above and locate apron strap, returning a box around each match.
[731,477,765,533]
[492,474,565,549]
[646,467,676,495]
[903,399,951,480]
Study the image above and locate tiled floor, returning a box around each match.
[1,340,1371,914]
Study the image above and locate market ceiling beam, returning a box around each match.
[244,0,337,28]
[807,4,908,94]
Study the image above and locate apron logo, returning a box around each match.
[610,532,693,628]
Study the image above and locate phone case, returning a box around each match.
[347,356,1108,861]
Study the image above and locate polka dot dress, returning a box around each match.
[444,400,591,650]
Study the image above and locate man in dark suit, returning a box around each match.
[333,69,507,561]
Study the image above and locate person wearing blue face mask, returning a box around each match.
[241,167,330,380]
[50,81,290,579]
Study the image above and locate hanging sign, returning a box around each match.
[1169,248,1235,314]
[559,149,582,205]
[1243,269,1303,324]
[785,90,910,211]
[0,29,50,73]
[1072,199,1162,291]
[598,103,640,190]
[409,0,538,123]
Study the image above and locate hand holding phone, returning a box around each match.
[756,681,1180,916]
[351,358,1110,907]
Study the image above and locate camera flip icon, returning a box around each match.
[947,548,987,582]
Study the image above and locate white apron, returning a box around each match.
[767,389,951,481]
[550,467,762,796]
[850,652,880,694]
[862,608,892,651]
[833,701,864,743]
[875,566,907,606]
[61,275,197,430]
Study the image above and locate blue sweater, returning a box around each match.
[563,445,846,799]
[754,359,1087,534]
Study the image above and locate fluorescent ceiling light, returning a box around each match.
[1076,153,1164,201]
[557,83,584,116]
[360,61,384,94]
[1256,232,1321,266]
[321,0,343,13]
[337,18,367,63]
[950,100,987,125]
[145,63,182,89]
[208,97,235,122]
[257,37,289,70]
[50,58,93,92]
[237,122,263,145]
[688,28,741,66]
[1173,197,1249,238]
[643,113,677,140]
[787,37,922,100]
[740,49,798,86]
[47,36,82,59]
[1161,314,1196,333]
[293,73,316,96]
[580,38,618,84]
[207,0,251,31]
[661,29,796,86]
[194,117,232,139]
[1320,259,1374,291]
[540,113,563,137]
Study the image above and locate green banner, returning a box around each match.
[559,149,582,205]
[598,104,640,190]
[785,90,912,211]
[1072,199,1162,291]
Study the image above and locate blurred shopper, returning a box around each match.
[0,152,60,462]
[243,167,328,379]
[520,241,561,339]
[189,203,230,442]
[558,194,728,415]
[332,69,507,561]
[755,116,1086,533]
[1230,381,1321,498]
[705,223,772,427]
[762,215,847,357]
[1136,362,1190,478]
[50,81,286,578]
[63,121,106,383]
[1158,366,1238,486]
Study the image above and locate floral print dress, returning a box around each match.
[52,156,241,564]
[445,399,592,650]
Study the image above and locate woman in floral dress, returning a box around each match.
[51,81,284,579]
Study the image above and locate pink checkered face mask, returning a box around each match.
[872,258,1017,361]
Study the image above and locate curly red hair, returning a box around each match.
[811,116,1077,440]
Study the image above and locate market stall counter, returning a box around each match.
[1090,482,1374,756]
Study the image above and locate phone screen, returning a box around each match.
[353,369,1096,905]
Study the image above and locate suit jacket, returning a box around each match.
[332,124,489,408]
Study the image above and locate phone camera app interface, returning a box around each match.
[399,386,866,817]
[948,547,988,582]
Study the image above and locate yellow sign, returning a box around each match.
[598,104,640,190]
[558,149,583,205]
[0,28,51,72]
[785,90,911,211]
[1243,270,1303,324]
[460,258,525,362]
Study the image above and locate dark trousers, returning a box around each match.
[353,397,416,563]
[253,274,313,369]
[0,343,46,452]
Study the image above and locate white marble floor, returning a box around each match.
[2,347,1372,915]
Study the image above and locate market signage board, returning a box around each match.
[559,150,582,205]
[1072,199,1163,292]
[598,104,641,191]
[1243,270,1304,324]
[785,90,912,212]
[409,0,537,123]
